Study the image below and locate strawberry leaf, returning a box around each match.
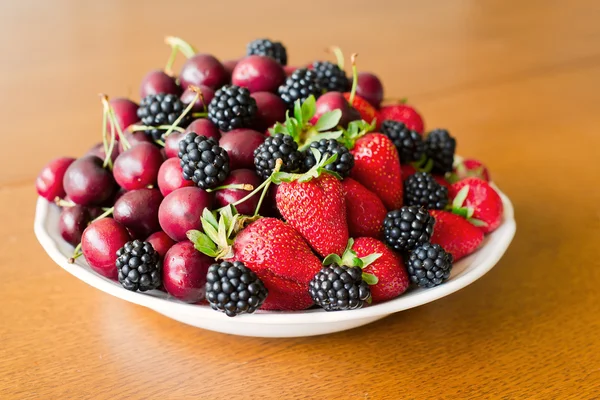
[323,254,343,266]
[359,253,382,268]
[314,109,342,131]
[362,272,379,285]
[293,100,304,127]
[186,230,219,258]
[452,185,470,209]
[298,130,343,151]
[301,95,316,123]
[272,151,340,183]
[469,218,488,227]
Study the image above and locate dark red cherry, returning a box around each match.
[59,205,101,246]
[145,231,176,259]
[214,169,262,215]
[222,59,239,80]
[180,85,215,113]
[356,72,384,109]
[219,129,265,170]
[109,98,139,132]
[250,92,287,132]
[140,69,181,98]
[113,188,163,239]
[179,54,228,90]
[183,119,220,140]
[232,55,285,93]
[158,187,214,242]
[63,156,116,206]
[36,157,76,201]
[113,142,164,190]
[86,143,120,165]
[118,131,152,153]
[157,158,195,196]
[163,240,213,302]
[81,218,131,279]
[311,92,360,128]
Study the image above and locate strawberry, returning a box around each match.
[449,158,491,182]
[351,237,409,303]
[275,152,348,257]
[342,178,387,238]
[343,93,377,124]
[429,210,484,261]
[449,177,503,234]
[378,104,424,134]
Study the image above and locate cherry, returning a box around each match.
[222,59,239,80]
[232,55,285,93]
[36,157,76,201]
[118,131,152,153]
[357,72,384,109]
[113,188,163,239]
[59,205,101,246]
[140,69,181,98]
[157,157,195,196]
[109,98,139,132]
[113,142,164,190]
[163,240,213,303]
[284,66,298,77]
[81,218,131,279]
[250,91,286,132]
[183,118,220,140]
[145,231,175,259]
[180,85,215,113]
[158,187,213,242]
[179,54,228,90]
[214,169,262,215]
[86,143,120,165]
[63,156,116,206]
[219,129,265,170]
[164,132,184,159]
[312,92,360,128]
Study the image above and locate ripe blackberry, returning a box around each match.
[278,68,323,109]
[425,129,456,174]
[207,85,258,132]
[380,120,425,164]
[115,240,161,292]
[253,133,304,179]
[137,93,191,141]
[178,132,230,189]
[407,243,453,288]
[311,61,350,93]
[205,261,268,317]
[404,172,448,210]
[246,38,287,66]
[309,264,371,311]
[303,139,354,178]
[383,206,435,252]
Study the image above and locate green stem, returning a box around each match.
[54,197,76,207]
[163,89,199,139]
[164,45,178,76]
[104,113,116,169]
[91,207,114,222]
[101,103,109,163]
[206,183,254,193]
[192,112,208,118]
[68,242,82,264]
[348,53,358,105]
[101,96,130,150]
[329,46,345,70]
[164,36,197,58]
[129,124,185,133]
[253,159,282,216]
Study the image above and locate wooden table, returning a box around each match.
[2,0,599,398]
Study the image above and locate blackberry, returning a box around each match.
[207,85,258,132]
[137,93,192,141]
[404,171,449,210]
[311,61,350,93]
[380,120,425,164]
[178,132,230,189]
[205,261,268,317]
[303,139,354,178]
[407,243,453,288]
[309,264,371,311]
[246,38,287,66]
[115,240,161,292]
[278,68,323,109]
[383,206,435,252]
[425,129,456,174]
[253,133,304,179]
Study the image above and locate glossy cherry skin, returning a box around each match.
[36,157,76,201]
[250,92,287,132]
[311,92,360,128]
[219,129,265,170]
[157,158,195,196]
[86,143,120,165]
[164,132,185,159]
[145,231,176,259]
[232,55,285,93]
[158,187,214,242]
[180,85,215,113]
[222,59,239,80]
[140,69,181,98]
[118,131,152,153]
[179,54,228,90]
[113,142,164,190]
[63,156,117,206]
[356,72,384,109]
[59,205,101,246]
[113,188,163,239]
[109,98,139,132]
[214,169,262,215]
[163,241,213,303]
[81,218,131,279]
[183,119,220,140]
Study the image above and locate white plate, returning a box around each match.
[34,186,516,338]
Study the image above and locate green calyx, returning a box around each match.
[410,153,434,173]
[272,148,341,184]
[337,119,377,150]
[269,95,343,151]
[447,158,485,183]
[323,239,381,285]
[449,185,488,227]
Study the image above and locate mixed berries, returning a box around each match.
[36,36,505,318]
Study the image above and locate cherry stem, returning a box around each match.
[165,36,197,59]
[164,46,178,77]
[101,95,131,150]
[101,103,109,163]
[163,86,200,139]
[68,242,82,264]
[129,125,185,133]
[91,207,114,222]
[54,197,75,207]
[348,53,358,105]
[253,159,283,216]
[329,46,345,70]
[192,112,208,118]
[206,183,254,193]
[104,112,116,169]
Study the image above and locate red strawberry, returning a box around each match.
[351,237,409,303]
[450,158,491,182]
[429,210,484,261]
[233,218,322,310]
[343,92,377,124]
[276,173,348,257]
[378,104,424,133]
[342,178,387,238]
[349,133,403,210]
[449,177,503,234]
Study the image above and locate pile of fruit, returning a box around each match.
[35,37,504,317]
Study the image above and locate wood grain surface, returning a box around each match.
[2,0,600,398]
